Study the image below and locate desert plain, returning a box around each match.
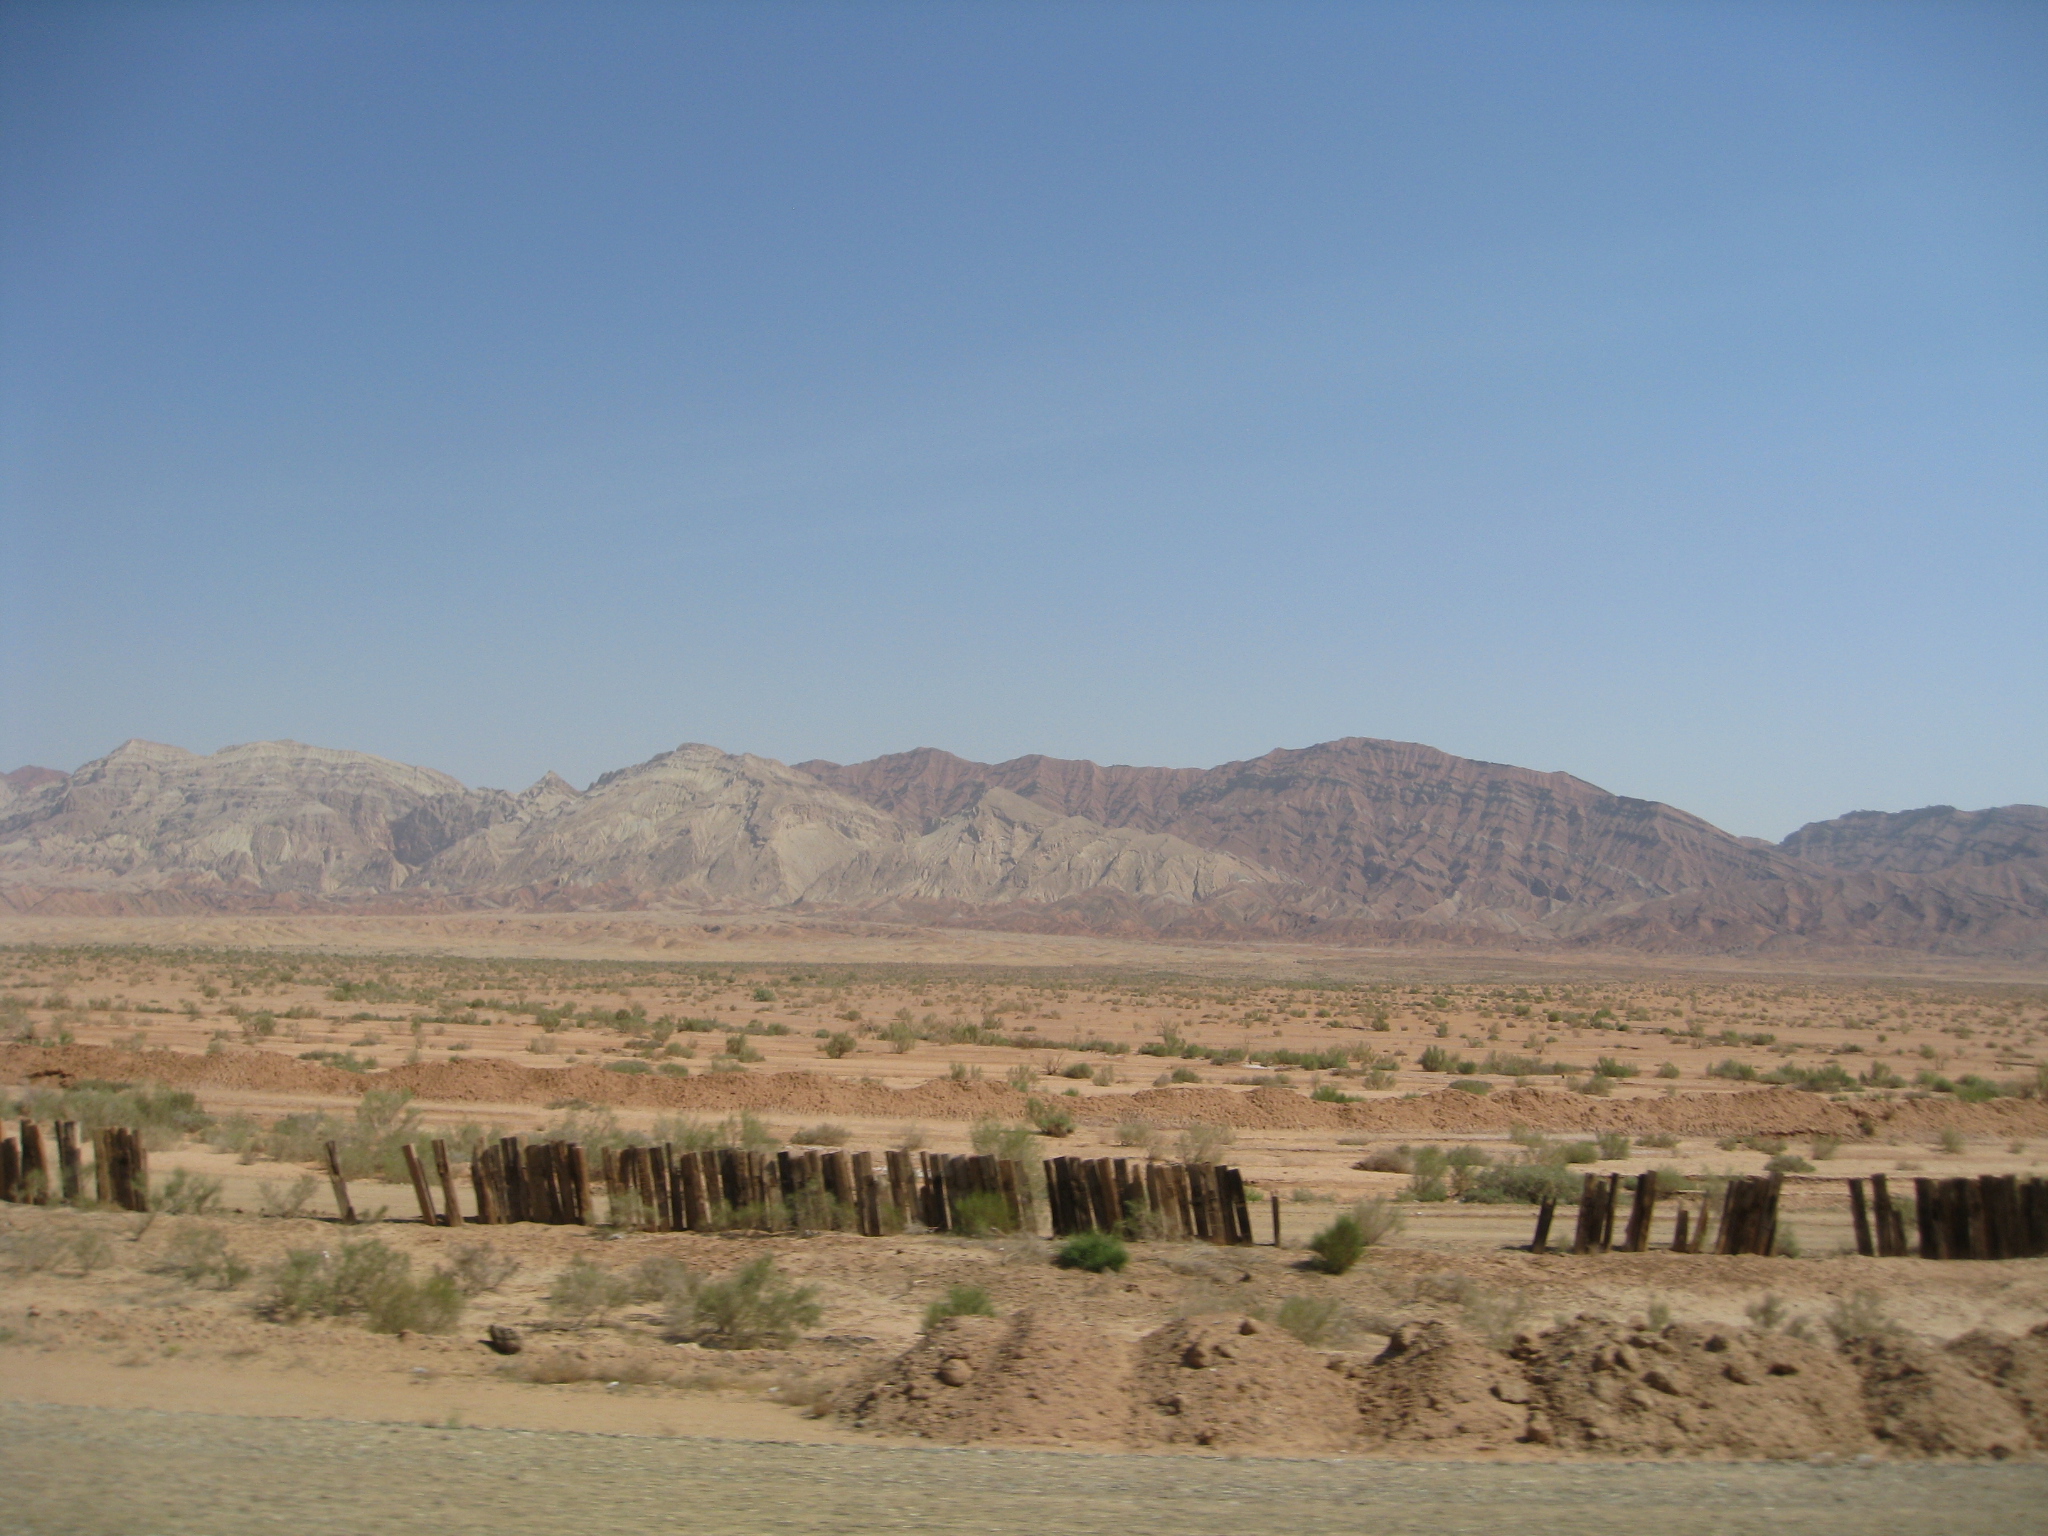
[4,913,2047,1534]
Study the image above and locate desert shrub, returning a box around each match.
[153,1169,223,1215]
[1745,1293,1792,1331]
[820,1032,857,1059]
[17,1081,212,1150]
[949,1189,1019,1237]
[1461,1162,1579,1205]
[1448,1079,1491,1095]
[3,1222,112,1275]
[158,1226,249,1289]
[262,1238,463,1334]
[548,1256,632,1325]
[1593,1056,1639,1079]
[1575,1074,1614,1097]
[1809,1135,1841,1160]
[1764,1152,1815,1175]
[446,1242,520,1297]
[1025,1097,1076,1138]
[1175,1123,1235,1165]
[678,1256,821,1348]
[258,1174,319,1218]
[1824,1289,1900,1342]
[790,1124,851,1146]
[1168,1065,1202,1084]
[1938,1127,1966,1155]
[1274,1294,1352,1347]
[923,1282,995,1330]
[1654,1062,1682,1079]
[1638,1131,1680,1149]
[968,1119,1039,1164]
[1004,1063,1039,1091]
[1311,1082,1357,1103]
[1113,1116,1158,1151]
[627,1254,698,1308]
[1352,1146,1412,1174]
[1709,1059,1759,1082]
[652,1112,781,1153]
[1405,1145,1451,1202]
[1307,1215,1367,1275]
[1461,1285,1534,1347]
[1595,1131,1632,1161]
[1054,1231,1128,1273]
[605,1059,651,1074]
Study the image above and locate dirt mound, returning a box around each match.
[837,1311,1131,1446]
[1946,1325,2048,1445]
[1346,1320,1533,1449]
[1512,1317,1870,1458]
[1129,1314,1357,1451]
[1846,1336,2033,1458]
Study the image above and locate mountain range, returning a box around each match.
[1,737,2042,957]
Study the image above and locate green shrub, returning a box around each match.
[1593,1056,1639,1079]
[1461,1162,1580,1205]
[1809,1135,1841,1160]
[1764,1152,1815,1175]
[1654,1062,1682,1079]
[1449,1080,1491,1095]
[547,1257,632,1325]
[1639,1131,1680,1149]
[1054,1231,1128,1272]
[680,1256,821,1348]
[262,1238,464,1334]
[1709,1059,1759,1082]
[923,1283,995,1330]
[1824,1289,1900,1342]
[949,1189,1020,1237]
[1168,1065,1202,1084]
[1596,1131,1632,1161]
[1025,1097,1076,1138]
[1307,1215,1369,1274]
[821,1032,857,1059]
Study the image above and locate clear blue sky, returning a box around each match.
[2,1,2041,839]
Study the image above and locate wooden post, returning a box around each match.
[323,1140,357,1225]
[1572,1173,1601,1254]
[1622,1172,1657,1252]
[92,1129,112,1206]
[678,1152,709,1231]
[125,1127,150,1211]
[1849,1178,1873,1257]
[1530,1197,1557,1253]
[432,1141,464,1227]
[54,1121,81,1204]
[19,1121,49,1205]
[470,1144,499,1224]
[402,1143,439,1226]
[1271,1192,1283,1247]
[0,1138,17,1203]
[1670,1207,1690,1253]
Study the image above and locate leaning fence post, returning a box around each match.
[54,1121,81,1204]
[324,1140,357,1225]
[1531,1197,1557,1253]
[402,1143,439,1226]
[1849,1178,1873,1257]
[432,1140,464,1227]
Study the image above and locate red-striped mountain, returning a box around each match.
[2,737,2041,957]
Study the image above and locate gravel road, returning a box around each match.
[4,1403,2046,1536]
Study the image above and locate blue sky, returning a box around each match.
[2,0,2041,839]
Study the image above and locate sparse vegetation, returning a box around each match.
[923,1283,995,1330]
[676,1256,821,1348]
[1054,1231,1128,1272]
[261,1239,464,1334]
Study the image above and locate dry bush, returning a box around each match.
[1274,1294,1356,1348]
[672,1255,821,1348]
[547,1256,631,1325]
[257,1175,319,1218]
[3,1221,113,1276]
[153,1170,223,1216]
[446,1242,520,1297]
[1175,1124,1234,1165]
[261,1238,463,1334]
[157,1225,249,1289]
[789,1123,850,1146]
[922,1282,995,1331]
[1112,1116,1158,1151]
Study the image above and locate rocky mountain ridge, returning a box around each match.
[1,736,2041,956]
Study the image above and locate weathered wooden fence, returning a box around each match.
[1043,1156,1253,1244]
[1,1119,142,1211]
[1903,1175,2048,1260]
[1536,1171,1782,1256]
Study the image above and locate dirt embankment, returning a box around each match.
[6,1044,2048,1139]
[842,1310,2048,1460]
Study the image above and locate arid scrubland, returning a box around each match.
[4,940,2048,1463]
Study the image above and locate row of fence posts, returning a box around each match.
[1894,1175,2048,1261]
[1533,1172,1786,1256]
[1044,1155,1254,1244]
[0,1120,151,1213]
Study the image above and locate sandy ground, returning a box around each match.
[4,923,2048,1532]
[3,1403,2045,1536]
